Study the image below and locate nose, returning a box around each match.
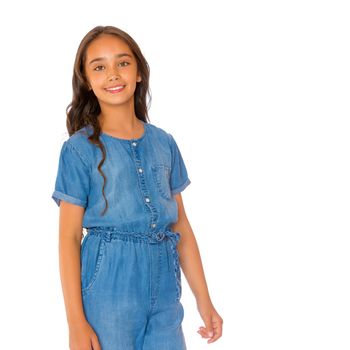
[108,73,119,81]
[107,66,120,81]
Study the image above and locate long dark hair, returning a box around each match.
[66,25,151,216]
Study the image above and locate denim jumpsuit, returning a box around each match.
[51,121,191,350]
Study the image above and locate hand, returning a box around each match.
[196,299,223,344]
[69,320,101,350]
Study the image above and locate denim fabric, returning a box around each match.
[51,121,191,231]
[51,121,191,349]
[80,228,187,349]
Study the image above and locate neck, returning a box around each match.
[98,100,140,133]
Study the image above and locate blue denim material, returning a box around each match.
[51,121,191,349]
[80,228,187,349]
[52,121,191,231]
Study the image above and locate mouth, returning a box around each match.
[104,85,126,94]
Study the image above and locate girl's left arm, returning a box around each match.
[171,192,223,344]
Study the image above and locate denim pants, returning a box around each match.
[80,227,187,350]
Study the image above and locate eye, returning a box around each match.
[94,65,104,71]
[93,62,129,71]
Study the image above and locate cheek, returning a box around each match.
[123,67,138,79]
[91,74,106,87]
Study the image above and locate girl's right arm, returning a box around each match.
[58,200,101,350]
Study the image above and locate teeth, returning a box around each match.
[106,86,124,91]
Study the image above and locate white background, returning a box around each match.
[1,0,349,349]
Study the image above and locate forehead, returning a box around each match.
[86,34,133,60]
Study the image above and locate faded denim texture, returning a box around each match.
[52,121,191,349]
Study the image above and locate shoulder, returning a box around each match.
[63,125,96,166]
[67,125,93,145]
[146,122,174,146]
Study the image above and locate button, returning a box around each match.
[132,142,137,146]
[145,197,150,202]
[138,168,143,173]
[151,223,156,228]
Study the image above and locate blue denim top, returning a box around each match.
[51,121,191,232]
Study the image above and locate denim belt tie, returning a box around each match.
[153,230,181,269]
[153,229,180,245]
[154,230,182,301]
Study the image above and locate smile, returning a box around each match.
[104,85,125,93]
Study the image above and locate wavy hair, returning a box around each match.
[66,25,151,216]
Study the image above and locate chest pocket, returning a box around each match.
[152,164,172,199]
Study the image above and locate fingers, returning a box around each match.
[197,316,223,344]
[207,319,223,344]
[91,334,102,350]
[197,326,212,339]
[201,314,214,340]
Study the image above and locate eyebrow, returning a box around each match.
[88,53,132,65]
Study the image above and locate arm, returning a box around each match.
[52,140,101,347]
[170,193,211,304]
[171,192,223,344]
[58,201,86,327]
[58,201,102,349]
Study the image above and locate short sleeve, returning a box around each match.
[168,133,191,195]
[51,141,90,208]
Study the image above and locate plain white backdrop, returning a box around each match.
[1,0,349,349]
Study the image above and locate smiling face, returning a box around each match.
[84,34,142,110]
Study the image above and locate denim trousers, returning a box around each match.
[80,227,187,350]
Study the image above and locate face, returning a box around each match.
[84,34,142,109]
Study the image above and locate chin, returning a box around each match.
[98,95,134,107]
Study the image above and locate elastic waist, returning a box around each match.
[86,227,180,246]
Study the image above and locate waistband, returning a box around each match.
[86,227,181,284]
[86,227,181,246]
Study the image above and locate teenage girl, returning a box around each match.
[52,25,223,350]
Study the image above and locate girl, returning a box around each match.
[52,25,223,350]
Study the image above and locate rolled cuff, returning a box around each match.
[51,190,87,208]
[171,178,191,195]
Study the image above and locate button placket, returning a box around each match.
[130,140,158,231]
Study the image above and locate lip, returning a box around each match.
[104,85,126,94]
[105,84,125,89]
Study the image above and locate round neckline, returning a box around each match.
[101,120,148,142]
